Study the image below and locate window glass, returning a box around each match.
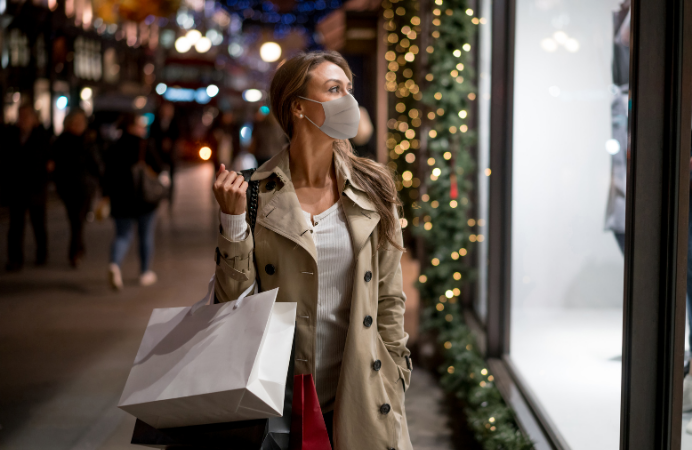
[509,0,629,448]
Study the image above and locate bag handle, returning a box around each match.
[191,274,258,315]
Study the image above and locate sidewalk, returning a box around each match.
[0,163,455,449]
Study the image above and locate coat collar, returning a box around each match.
[252,147,381,258]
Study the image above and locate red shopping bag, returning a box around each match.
[289,374,332,450]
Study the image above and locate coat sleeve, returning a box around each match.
[377,208,412,391]
[214,219,256,303]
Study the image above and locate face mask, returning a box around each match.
[298,93,361,140]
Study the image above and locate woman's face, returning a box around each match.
[297,61,352,130]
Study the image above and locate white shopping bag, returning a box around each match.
[118,276,296,429]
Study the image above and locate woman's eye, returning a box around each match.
[329,86,340,92]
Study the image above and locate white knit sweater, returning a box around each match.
[220,200,354,408]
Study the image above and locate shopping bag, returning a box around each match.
[130,334,297,449]
[118,276,297,429]
[289,374,332,450]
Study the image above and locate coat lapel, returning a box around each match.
[334,152,381,256]
[252,146,380,261]
[253,149,317,263]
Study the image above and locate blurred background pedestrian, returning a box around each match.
[103,114,164,290]
[208,109,241,172]
[149,101,180,208]
[248,108,287,167]
[50,108,101,267]
[1,104,51,272]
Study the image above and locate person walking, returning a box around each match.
[103,114,164,289]
[51,108,101,267]
[1,104,51,271]
[149,102,179,206]
[209,110,241,172]
[213,51,412,450]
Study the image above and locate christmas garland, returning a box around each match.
[382,0,424,227]
[397,0,535,447]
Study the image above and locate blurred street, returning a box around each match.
[0,163,455,450]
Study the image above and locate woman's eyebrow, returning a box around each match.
[323,79,351,86]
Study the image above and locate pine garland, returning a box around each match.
[408,0,535,448]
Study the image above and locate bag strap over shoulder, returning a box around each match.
[240,168,259,235]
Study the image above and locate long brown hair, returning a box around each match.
[269,51,403,251]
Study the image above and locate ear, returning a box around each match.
[291,98,304,119]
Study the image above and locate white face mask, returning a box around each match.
[298,93,361,140]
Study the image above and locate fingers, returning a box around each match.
[215,166,231,188]
[231,173,244,189]
[223,171,238,189]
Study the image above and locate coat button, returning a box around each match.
[363,315,373,328]
[364,270,373,282]
[380,403,391,415]
[372,360,382,371]
[265,264,276,275]
[265,180,276,191]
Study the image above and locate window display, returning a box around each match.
[509,0,628,448]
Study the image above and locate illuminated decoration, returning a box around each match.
[206,84,219,97]
[80,87,93,101]
[240,125,253,145]
[186,29,202,44]
[164,87,196,102]
[260,105,270,115]
[206,29,224,46]
[155,83,167,95]
[259,42,282,62]
[243,89,263,102]
[219,0,344,42]
[199,146,212,160]
[410,0,532,447]
[194,89,210,104]
[228,42,244,58]
[195,36,212,53]
[175,36,192,53]
[383,0,423,228]
[93,0,181,24]
[56,96,69,110]
[133,96,148,109]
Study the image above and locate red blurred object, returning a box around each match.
[449,173,458,199]
[289,374,332,450]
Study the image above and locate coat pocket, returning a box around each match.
[376,333,406,432]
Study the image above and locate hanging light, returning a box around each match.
[243,89,262,102]
[228,42,244,57]
[175,36,191,53]
[195,37,212,53]
[80,87,93,100]
[186,29,202,44]
[155,83,167,95]
[259,42,282,62]
[206,84,219,97]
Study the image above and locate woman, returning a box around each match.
[213,51,413,450]
[104,114,163,290]
[51,108,100,267]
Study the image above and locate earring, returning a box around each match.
[299,114,304,118]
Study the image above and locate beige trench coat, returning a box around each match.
[214,148,413,450]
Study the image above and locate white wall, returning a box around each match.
[511,0,624,310]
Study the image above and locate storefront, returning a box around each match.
[470,0,692,448]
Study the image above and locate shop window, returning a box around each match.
[509,0,629,448]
